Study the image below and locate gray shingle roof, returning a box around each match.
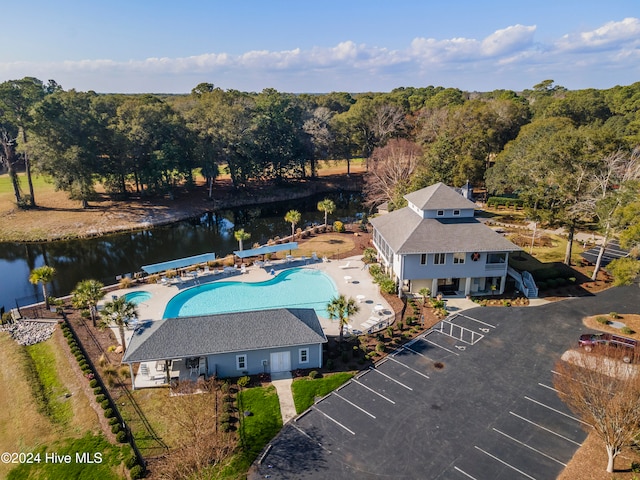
[370,209,521,254]
[122,308,327,363]
[404,182,476,210]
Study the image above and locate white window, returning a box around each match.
[420,254,427,265]
[453,252,465,264]
[453,210,460,216]
[236,355,246,370]
[437,210,444,216]
[299,348,309,364]
[433,253,446,265]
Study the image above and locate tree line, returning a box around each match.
[1,77,640,270]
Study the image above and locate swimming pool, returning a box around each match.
[163,268,338,318]
[124,290,152,305]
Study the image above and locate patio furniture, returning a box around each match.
[240,264,247,274]
[339,261,351,269]
[344,275,352,283]
[311,252,319,261]
[356,294,366,303]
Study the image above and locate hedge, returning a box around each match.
[486,196,524,208]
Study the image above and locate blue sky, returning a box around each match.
[1,0,638,93]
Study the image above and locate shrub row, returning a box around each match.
[61,323,144,475]
[487,196,524,208]
[536,276,577,290]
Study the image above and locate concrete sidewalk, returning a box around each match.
[271,372,297,424]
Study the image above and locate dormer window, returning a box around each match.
[453,210,460,216]
[437,210,444,216]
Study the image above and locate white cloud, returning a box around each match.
[0,18,637,93]
[556,17,640,52]
[481,24,536,57]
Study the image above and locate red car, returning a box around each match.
[579,333,639,363]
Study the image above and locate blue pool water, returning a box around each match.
[124,290,152,305]
[163,268,338,318]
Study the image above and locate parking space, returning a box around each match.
[251,287,640,480]
[451,375,587,480]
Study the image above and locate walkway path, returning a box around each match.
[271,372,297,424]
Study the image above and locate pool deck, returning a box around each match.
[101,254,392,346]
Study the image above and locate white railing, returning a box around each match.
[507,266,538,298]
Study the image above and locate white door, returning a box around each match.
[270,351,291,373]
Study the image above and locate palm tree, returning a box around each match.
[317,198,336,228]
[102,296,138,352]
[234,228,251,251]
[71,279,105,327]
[28,265,56,308]
[327,294,360,344]
[284,209,302,238]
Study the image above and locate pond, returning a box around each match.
[0,192,364,311]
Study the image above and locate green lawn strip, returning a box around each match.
[0,173,52,195]
[24,341,72,425]
[292,372,354,414]
[214,384,283,478]
[7,432,130,480]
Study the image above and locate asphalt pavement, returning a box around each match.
[250,284,640,480]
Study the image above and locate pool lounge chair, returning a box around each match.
[240,264,247,274]
[339,261,351,269]
[311,252,319,261]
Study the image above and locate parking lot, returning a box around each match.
[251,286,640,480]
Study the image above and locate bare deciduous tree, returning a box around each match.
[156,379,235,479]
[554,347,640,473]
[363,138,422,209]
[570,148,640,279]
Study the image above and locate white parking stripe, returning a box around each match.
[538,382,559,393]
[312,406,356,435]
[509,411,582,446]
[457,313,496,328]
[454,466,479,479]
[352,378,396,404]
[524,396,590,426]
[369,366,413,390]
[387,354,430,379]
[333,392,376,418]
[474,446,537,480]
[291,424,332,453]
[401,344,433,360]
[421,335,460,355]
[493,428,567,466]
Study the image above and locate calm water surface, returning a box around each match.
[0,192,363,310]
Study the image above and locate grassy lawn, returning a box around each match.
[295,232,355,259]
[212,384,283,479]
[0,330,127,479]
[6,433,130,480]
[508,234,588,274]
[117,386,191,459]
[0,172,53,195]
[291,372,354,414]
[25,341,73,425]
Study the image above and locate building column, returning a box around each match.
[130,364,136,391]
[464,277,472,296]
[431,278,439,296]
